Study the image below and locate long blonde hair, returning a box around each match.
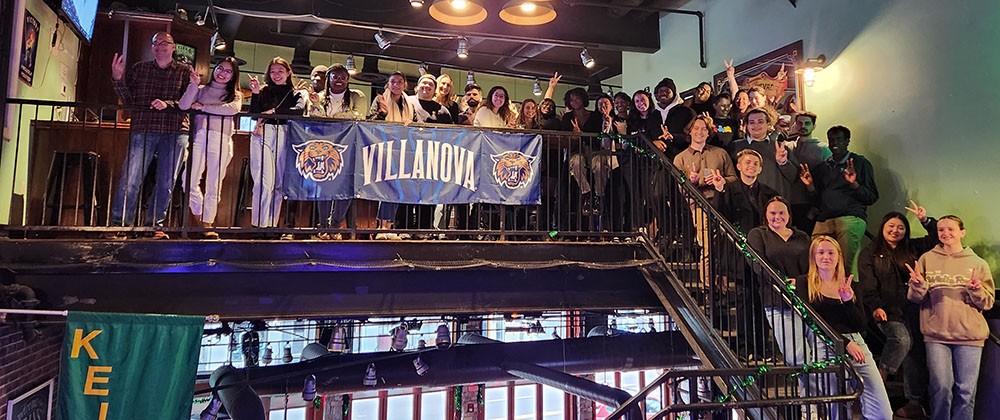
[434,74,457,108]
[806,235,848,303]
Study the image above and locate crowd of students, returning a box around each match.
[108,31,995,420]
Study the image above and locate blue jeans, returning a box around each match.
[109,131,189,227]
[877,321,912,374]
[925,342,982,420]
[812,332,892,420]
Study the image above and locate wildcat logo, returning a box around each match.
[293,140,348,182]
[491,151,535,189]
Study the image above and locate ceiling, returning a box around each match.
[103,0,696,85]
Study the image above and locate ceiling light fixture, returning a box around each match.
[410,0,425,7]
[390,324,408,351]
[580,48,595,68]
[429,0,488,26]
[466,70,476,86]
[375,31,392,50]
[456,37,469,58]
[418,62,429,75]
[302,375,317,401]
[328,325,348,352]
[435,324,452,348]
[795,54,826,87]
[413,355,430,376]
[345,55,358,75]
[281,342,293,363]
[500,1,557,26]
[363,363,378,387]
[532,78,542,96]
[212,32,227,51]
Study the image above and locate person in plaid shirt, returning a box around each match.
[107,31,192,239]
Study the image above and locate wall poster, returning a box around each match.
[6,379,54,420]
[19,10,41,86]
[713,40,804,115]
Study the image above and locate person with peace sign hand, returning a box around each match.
[802,235,892,419]
[907,215,994,420]
[857,201,940,417]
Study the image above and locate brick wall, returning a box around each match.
[0,320,64,419]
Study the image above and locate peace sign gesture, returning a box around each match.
[570,117,581,133]
[799,163,813,187]
[838,274,855,301]
[248,74,261,94]
[905,261,924,286]
[843,158,858,185]
[658,124,673,140]
[904,200,928,224]
[776,63,788,81]
[709,168,726,192]
[775,139,789,164]
[968,267,984,291]
[111,53,126,81]
[724,59,735,78]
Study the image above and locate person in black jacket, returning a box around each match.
[859,202,937,419]
[652,77,695,159]
[710,149,778,235]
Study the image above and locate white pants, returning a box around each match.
[569,152,612,196]
[187,128,233,224]
[249,124,287,227]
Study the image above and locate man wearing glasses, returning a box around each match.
[108,32,193,239]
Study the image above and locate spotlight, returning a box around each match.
[282,343,293,363]
[390,325,409,351]
[419,62,429,76]
[302,375,317,401]
[435,324,452,349]
[241,330,260,367]
[466,70,476,86]
[261,344,273,365]
[411,0,425,7]
[532,78,542,96]
[528,320,545,335]
[457,37,469,58]
[580,48,595,68]
[363,363,378,387]
[345,55,358,75]
[328,325,347,352]
[418,339,428,349]
[413,355,430,376]
[429,0,487,26]
[551,331,561,339]
[795,55,826,87]
[212,32,227,51]
[375,31,392,50]
[500,1,557,26]
[648,319,656,333]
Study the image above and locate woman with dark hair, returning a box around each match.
[561,87,605,218]
[179,56,242,239]
[248,57,306,231]
[907,215,994,420]
[858,202,937,417]
[516,98,540,130]
[537,98,562,130]
[474,85,516,128]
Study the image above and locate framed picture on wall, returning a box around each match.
[713,40,804,115]
[174,42,197,66]
[6,379,54,420]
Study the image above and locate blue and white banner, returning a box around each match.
[284,121,541,205]
[284,120,356,200]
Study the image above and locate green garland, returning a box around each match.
[597,132,665,162]
[453,384,486,413]
[343,395,351,418]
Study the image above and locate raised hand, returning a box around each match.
[873,308,887,322]
[189,66,201,85]
[651,140,667,152]
[709,168,726,191]
[968,267,983,290]
[687,163,700,185]
[613,120,627,135]
[658,124,673,140]
[111,53,126,81]
[248,75,261,94]
[570,118,581,133]
[799,163,813,186]
[905,261,924,285]
[904,200,928,223]
[777,63,788,81]
[724,59,735,78]
[775,140,789,164]
[150,99,168,110]
[843,158,858,185]
[846,341,866,363]
[309,91,321,105]
[838,274,855,301]
[549,72,562,87]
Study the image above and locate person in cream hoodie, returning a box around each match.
[907,215,994,420]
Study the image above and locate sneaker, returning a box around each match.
[151,230,170,240]
[203,231,220,240]
[397,233,412,240]
[279,233,294,240]
[100,231,125,240]
[312,232,332,240]
[374,232,400,240]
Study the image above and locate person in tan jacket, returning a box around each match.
[907,215,995,420]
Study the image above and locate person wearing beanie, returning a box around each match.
[652,77,695,159]
[309,65,328,94]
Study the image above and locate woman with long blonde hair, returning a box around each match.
[804,235,891,419]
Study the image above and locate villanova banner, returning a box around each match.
[284,121,542,205]
[284,120,356,200]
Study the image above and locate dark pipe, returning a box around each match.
[503,360,643,420]
[218,332,693,396]
[211,365,266,420]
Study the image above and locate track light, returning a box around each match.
[457,37,469,58]
[390,325,409,351]
[375,31,392,50]
[212,32,227,51]
[413,355,430,376]
[528,320,545,335]
[419,62,429,76]
[282,343,293,363]
[648,319,656,333]
[302,375,317,401]
[466,70,475,86]
[435,324,452,349]
[580,48,594,68]
[411,0,425,7]
[532,78,542,96]
[418,339,428,349]
[345,55,358,75]
[363,363,378,387]
[261,344,273,365]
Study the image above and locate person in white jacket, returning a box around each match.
[179,57,243,238]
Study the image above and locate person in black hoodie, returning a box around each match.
[859,202,937,419]
[248,57,306,230]
[652,77,695,159]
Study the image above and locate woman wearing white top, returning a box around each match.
[474,86,516,129]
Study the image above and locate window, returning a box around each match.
[351,397,380,420]
[387,394,414,420]
[269,407,306,420]
[513,385,536,420]
[485,386,508,420]
[541,385,565,420]
[421,391,447,420]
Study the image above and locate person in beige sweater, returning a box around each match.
[907,215,994,420]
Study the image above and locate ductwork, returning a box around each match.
[503,360,643,420]
[291,23,332,76]
[210,365,266,420]
[211,331,692,397]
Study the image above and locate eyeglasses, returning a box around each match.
[214,67,234,75]
[329,73,349,80]
[152,41,175,47]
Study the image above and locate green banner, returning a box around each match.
[55,312,205,420]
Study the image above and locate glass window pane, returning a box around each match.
[621,371,640,394]
[269,407,306,420]
[352,397,380,420]
[485,387,508,420]
[388,394,414,420]
[421,391,447,420]
[541,385,564,420]
[514,385,536,420]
